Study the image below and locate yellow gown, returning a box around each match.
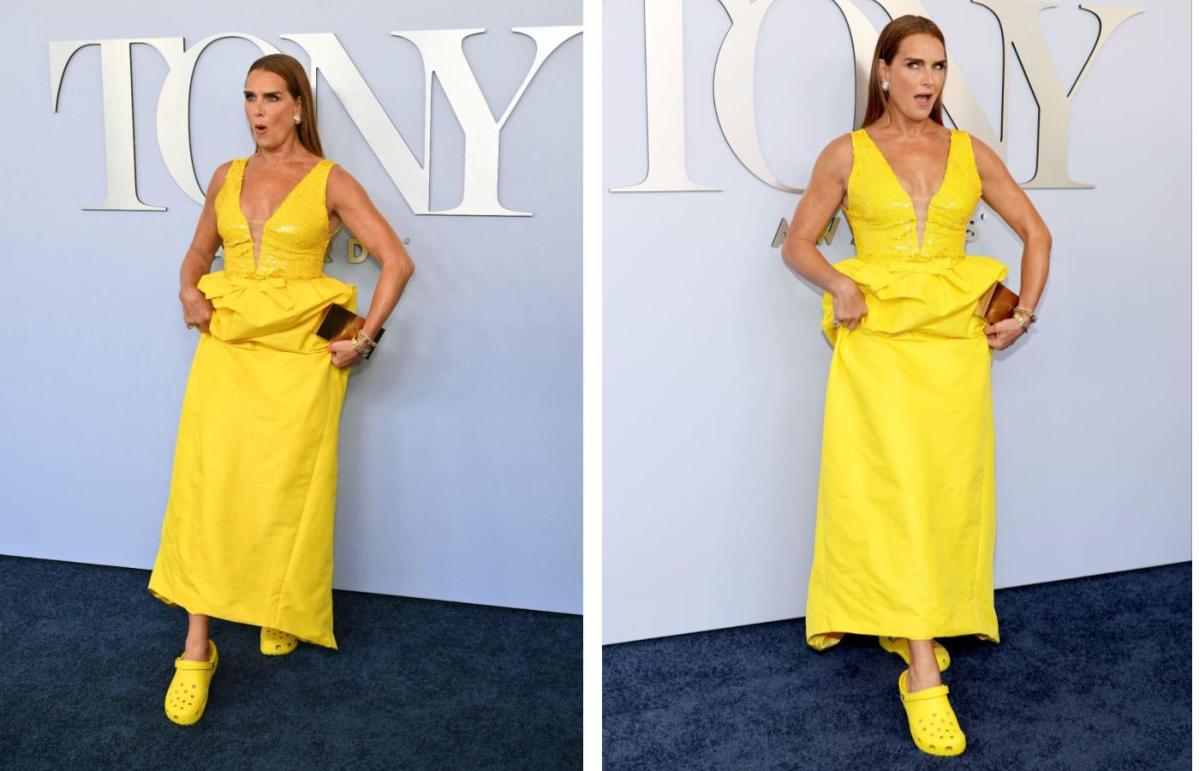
[805,128,1007,650]
[148,156,357,649]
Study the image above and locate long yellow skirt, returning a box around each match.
[805,255,1007,650]
[148,271,357,649]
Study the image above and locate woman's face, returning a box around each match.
[243,69,300,150]
[879,33,947,121]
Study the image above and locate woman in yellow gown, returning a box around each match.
[148,54,415,725]
[781,16,1050,756]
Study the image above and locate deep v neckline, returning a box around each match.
[860,128,954,253]
[237,157,323,271]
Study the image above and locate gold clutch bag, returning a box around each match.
[314,304,385,359]
[974,282,1020,325]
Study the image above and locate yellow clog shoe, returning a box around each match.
[165,640,218,726]
[260,626,299,656]
[879,635,951,672]
[898,669,966,757]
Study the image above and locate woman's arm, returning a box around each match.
[970,135,1052,314]
[781,134,868,330]
[327,166,416,340]
[179,162,231,334]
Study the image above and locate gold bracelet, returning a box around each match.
[351,329,377,357]
[1013,314,1030,331]
[1013,305,1038,323]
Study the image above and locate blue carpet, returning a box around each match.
[604,563,1190,770]
[0,555,581,769]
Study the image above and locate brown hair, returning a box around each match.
[860,15,947,129]
[246,53,324,157]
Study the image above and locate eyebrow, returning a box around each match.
[903,57,947,65]
[243,90,283,97]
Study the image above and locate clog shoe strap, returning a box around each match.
[901,681,950,703]
[173,640,217,670]
[174,656,216,671]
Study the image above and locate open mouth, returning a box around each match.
[254,123,267,134]
[915,94,932,106]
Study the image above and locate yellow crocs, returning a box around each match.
[165,640,218,726]
[898,669,966,756]
[879,636,950,672]
[260,626,299,656]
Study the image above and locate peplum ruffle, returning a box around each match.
[820,254,1007,345]
[198,270,358,354]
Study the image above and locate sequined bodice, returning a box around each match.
[214,156,337,279]
[844,129,980,264]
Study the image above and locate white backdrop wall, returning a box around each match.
[0,0,582,614]
[604,0,1189,643]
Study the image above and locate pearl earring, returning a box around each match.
[294,115,301,124]
[882,81,889,92]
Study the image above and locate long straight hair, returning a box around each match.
[860,15,947,129]
[245,54,324,157]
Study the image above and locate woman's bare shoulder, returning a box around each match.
[327,163,371,192]
[810,132,854,183]
[823,132,854,160]
[963,132,1003,174]
[202,160,237,200]
[963,131,995,159]
[326,163,376,213]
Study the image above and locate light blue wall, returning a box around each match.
[0,0,581,613]
[604,0,1190,642]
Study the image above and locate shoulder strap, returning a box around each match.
[954,129,981,184]
[848,129,868,171]
[849,128,864,154]
[229,157,249,186]
[309,158,336,191]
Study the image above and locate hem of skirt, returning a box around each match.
[147,583,338,650]
[805,622,1000,651]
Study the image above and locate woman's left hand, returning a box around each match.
[983,317,1027,350]
[328,339,363,368]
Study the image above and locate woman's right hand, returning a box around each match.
[180,286,214,335]
[830,278,868,331]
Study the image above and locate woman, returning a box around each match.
[781,16,1050,757]
[147,53,415,725]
